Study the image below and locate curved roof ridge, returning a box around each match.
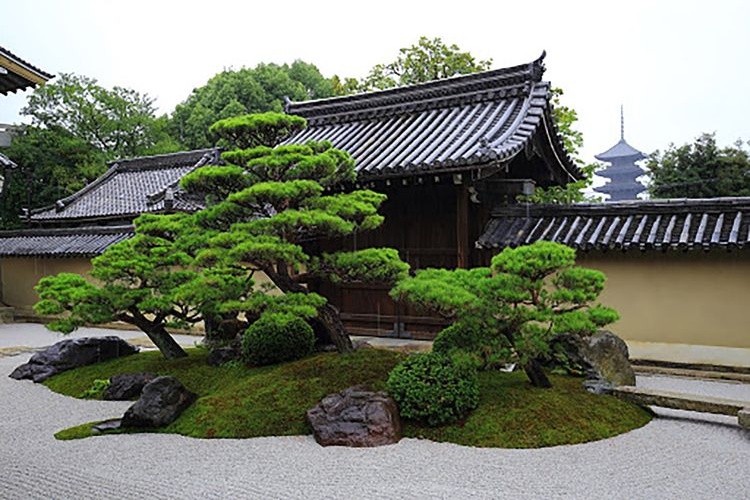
[287,52,547,123]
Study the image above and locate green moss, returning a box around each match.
[402,371,652,448]
[47,348,651,447]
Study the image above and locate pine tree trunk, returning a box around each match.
[524,358,552,388]
[143,324,188,359]
[318,302,354,354]
[126,313,188,360]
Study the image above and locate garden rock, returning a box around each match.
[103,373,157,400]
[9,336,138,383]
[121,376,197,428]
[306,385,401,447]
[207,347,239,366]
[555,330,636,393]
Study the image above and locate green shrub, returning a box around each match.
[433,322,512,370]
[241,312,315,366]
[386,352,479,426]
[79,378,110,399]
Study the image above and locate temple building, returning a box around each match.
[594,108,647,201]
[0,53,747,366]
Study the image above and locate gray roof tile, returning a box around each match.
[0,225,134,257]
[31,149,219,222]
[477,197,750,252]
[285,53,579,181]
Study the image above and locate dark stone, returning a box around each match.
[552,331,636,394]
[121,376,197,428]
[206,347,239,366]
[306,385,401,447]
[103,373,157,400]
[92,418,122,433]
[9,336,138,383]
[352,340,373,350]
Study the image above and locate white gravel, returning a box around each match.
[0,325,749,499]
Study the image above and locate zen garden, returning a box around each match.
[9,110,652,447]
[1,31,749,498]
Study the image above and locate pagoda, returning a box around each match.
[594,107,647,201]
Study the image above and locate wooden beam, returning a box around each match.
[0,55,49,86]
[456,185,469,268]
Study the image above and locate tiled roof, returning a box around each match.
[31,149,219,222]
[595,138,646,162]
[285,52,579,181]
[0,225,134,257]
[0,152,16,169]
[0,45,54,95]
[477,197,750,251]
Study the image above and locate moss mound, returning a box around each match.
[47,348,651,447]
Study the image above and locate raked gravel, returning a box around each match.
[0,325,749,499]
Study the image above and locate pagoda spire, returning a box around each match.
[594,107,647,201]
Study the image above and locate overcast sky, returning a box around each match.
[1,0,749,164]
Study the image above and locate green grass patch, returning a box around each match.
[404,370,652,448]
[46,348,651,447]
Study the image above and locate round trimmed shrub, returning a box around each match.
[241,313,315,366]
[386,352,479,426]
[433,323,511,370]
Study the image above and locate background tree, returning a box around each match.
[170,61,347,149]
[22,73,180,160]
[0,126,104,228]
[648,133,750,198]
[391,241,618,388]
[180,112,409,352]
[359,36,492,91]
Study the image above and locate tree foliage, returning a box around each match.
[169,61,346,149]
[22,73,180,160]
[181,111,409,352]
[0,126,105,228]
[391,241,618,387]
[34,213,243,359]
[359,36,492,91]
[648,133,750,198]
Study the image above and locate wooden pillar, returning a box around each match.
[456,184,469,268]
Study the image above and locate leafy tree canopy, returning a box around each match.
[359,36,492,91]
[0,126,105,228]
[22,73,180,160]
[648,132,750,198]
[392,241,618,388]
[169,61,346,149]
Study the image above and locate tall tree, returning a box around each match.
[648,133,750,198]
[22,73,179,160]
[180,112,409,352]
[170,61,345,149]
[0,126,105,227]
[392,241,618,388]
[359,36,492,91]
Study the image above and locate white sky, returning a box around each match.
[1,0,749,163]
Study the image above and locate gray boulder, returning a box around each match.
[554,330,636,394]
[206,347,239,366]
[307,385,402,447]
[121,376,197,428]
[103,373,157,400]
[9,336,138,383]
